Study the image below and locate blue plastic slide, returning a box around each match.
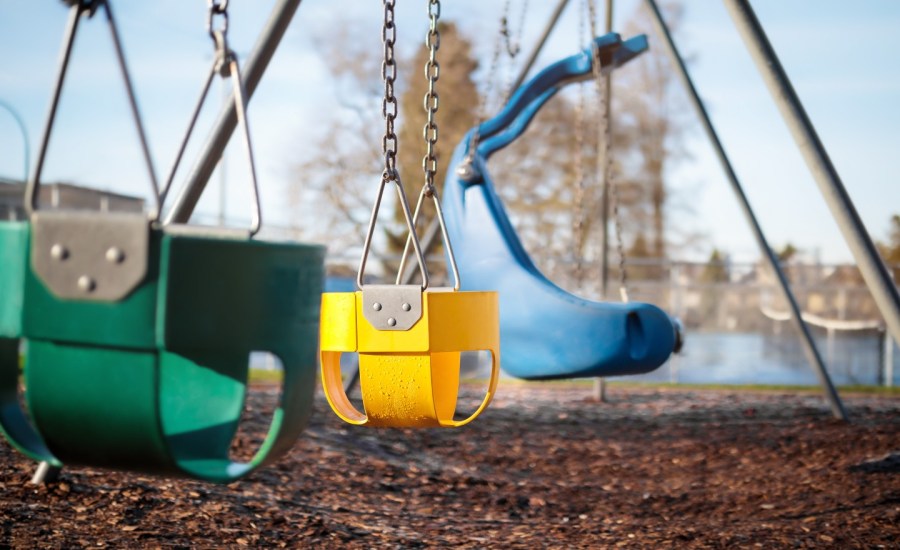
[441,33,681,380]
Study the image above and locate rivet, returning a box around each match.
[373,302,383,311]
[77,275,96,293]
[402,302,412,312]
[387,317,397,327]
[50,243,69,261]
[106,246,125,264]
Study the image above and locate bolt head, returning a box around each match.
[77,275,96,293]
[401,302,411,312]
[387,317,397,327]
[50,243,69,261]
[373,302,383,311]
[106,247,125,264]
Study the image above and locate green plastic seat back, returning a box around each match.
[1,224,325,482]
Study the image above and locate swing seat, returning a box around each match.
[320,288,499,428]
[441,33,680,380]
[0,215,325,482]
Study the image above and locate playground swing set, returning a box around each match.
[7,0,887,484]
[0,0,680,483]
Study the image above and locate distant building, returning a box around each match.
[0,177,145,220]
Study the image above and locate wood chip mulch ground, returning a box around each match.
[1,383,898,548]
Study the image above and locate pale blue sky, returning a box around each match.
[0,1,897,264]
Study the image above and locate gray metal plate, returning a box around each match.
[31,211,150,302]
[361,285,423,331]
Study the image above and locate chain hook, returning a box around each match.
[207,0,229,42]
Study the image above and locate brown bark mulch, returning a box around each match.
[1,383,898,548]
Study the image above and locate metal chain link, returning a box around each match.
[572,0,590,284]
[360,0,430,289]
[501,0,529,103]
[587,0,629,302]
[457,0,511,179]
[500,0,528,58]
[207,0,229,42]
[398,0,461,290]
[382,0,399,182]
[422,0,441,197]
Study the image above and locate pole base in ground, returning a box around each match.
[31,461,61,485]
[593,378,607,402]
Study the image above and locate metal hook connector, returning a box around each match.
[207,0,229,42]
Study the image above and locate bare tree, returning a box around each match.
[288,21,481,280]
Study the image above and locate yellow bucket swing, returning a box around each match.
[320,0,499,428]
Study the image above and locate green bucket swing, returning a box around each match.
[0,0,324,483]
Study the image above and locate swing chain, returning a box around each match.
[397,0,461,291]
[162,0,262,234]
[572,0,590,284]
[457,0,511,181]
[586,0,629,301]
[422,0,441,198]
[207,0,229,42]
[382,0,400,182]
[358,0,430,291]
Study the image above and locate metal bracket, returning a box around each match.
[361,285,423,331]
[31,211,149,302]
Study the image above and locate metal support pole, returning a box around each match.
[164,0,303,224]
[401,217,442,284]
[723,0,900,349]
[643,0,847,420]
[507,0,572,97]
[593,0,614,403]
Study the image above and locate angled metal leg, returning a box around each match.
[643,0,846,420]
[31,461,61,485]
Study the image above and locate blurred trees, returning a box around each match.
[489,1,693,293]
[290,2,695,289]
[288,21,479,279]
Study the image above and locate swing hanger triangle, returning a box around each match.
[26,0,161,219]
[25,0,160,302]
[160,0,263,237]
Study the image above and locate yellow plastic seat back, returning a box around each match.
[320,288,499,428]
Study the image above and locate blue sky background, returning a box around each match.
[0,1,897,264]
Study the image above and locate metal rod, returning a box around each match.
[25,3,82,214]
[643,0,847,420]
[400,217,441,284]
[104,0,161,218]
[723,0,900,350]
[507,0,572,97]
[164,0,303,224]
